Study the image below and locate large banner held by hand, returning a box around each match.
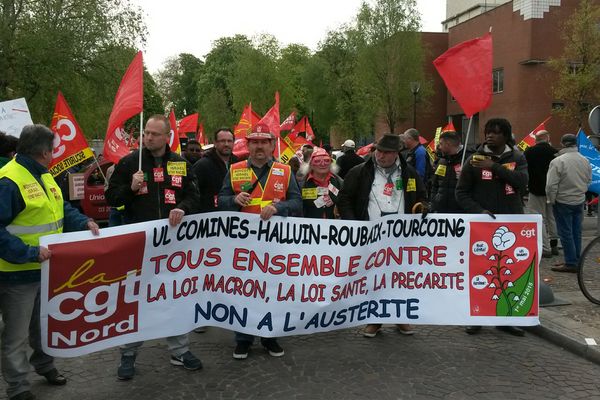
[577,129,600,194]
[40,212,540,357]
[433,33,493,117]
[48,92,94,176]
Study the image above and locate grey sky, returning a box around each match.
[133,0,447,72]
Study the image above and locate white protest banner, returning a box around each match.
[0,97,34,137]
[40,212,541,357]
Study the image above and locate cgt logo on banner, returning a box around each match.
[42,233,145,354]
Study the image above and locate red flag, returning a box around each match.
[103,51,144,163]
[517,117,551,152]
[48,92,94,176]
[258,92,280,138]
[280,111,297,131]
[195,122,206,145]
[234,104,261,139]
[289,116,315,141]
[232,138,249,159]
[433,33,492,118]
[179,113,198,135]
[356,143,374,157]
[442,121,456,132]
[168,109,181,154]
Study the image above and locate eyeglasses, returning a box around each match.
[311,158,331,167]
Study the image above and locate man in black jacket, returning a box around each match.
[106,114,202,380]
[192,128,237,213]
[524,130,558,257]
[455,118,528,337]
[338,134,427,337]
[336,139,365,178]
[430,131,473,213]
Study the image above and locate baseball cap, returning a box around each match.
[247,123,274,140]
[342,139,355,148]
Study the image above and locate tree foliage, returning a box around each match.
[549,0,600,124]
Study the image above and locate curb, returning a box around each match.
[526,322,600,366]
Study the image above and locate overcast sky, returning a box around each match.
[132,0,447,73]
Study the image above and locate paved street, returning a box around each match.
[3,325,600,400]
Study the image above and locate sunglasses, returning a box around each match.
[311,158,331,167]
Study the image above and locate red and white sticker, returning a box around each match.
[454,164,462,175]
[171,175,182,188]
[383,183,394,196]
[165,189,176,204]
[153,168,164,182]
[481,169,493,180]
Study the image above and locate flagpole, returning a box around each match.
[92,156,108,186]
[460,116,474,167]
[138,111,144,171]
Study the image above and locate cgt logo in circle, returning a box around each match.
[471,275,488,290]
[521,228,536,238]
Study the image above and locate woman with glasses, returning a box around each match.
[299,148,343,219]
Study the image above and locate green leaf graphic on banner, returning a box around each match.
[496,256,536,317]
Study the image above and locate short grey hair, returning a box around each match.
[535,130,550,143]
[403,128,420,141]
[16,125,54,158]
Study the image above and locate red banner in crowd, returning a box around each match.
[517,117,551,152]
[48,92,94,176]
[234,104,261,139]
[289,116,315,141]
[169,109,181,154]
[258,92,281,138]
[195,122,206,145]
[179,113,198,135]
[280,112,297,131]
[103,51,144,164]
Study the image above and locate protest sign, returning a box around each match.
[0,98,34,137]
[40,212,541,357]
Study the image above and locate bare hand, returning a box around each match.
[169,208,185,226]
[235,192,251,207]
[260,204,278,221]
[87,220,100,235]
[131,170,144,192]
[38,246,51,262]
[471,158,495,169]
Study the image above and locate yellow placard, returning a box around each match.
[407,178,416,192]
[435,164,447,177]
[232,168,253,181]
[166,161,187,177]
[302,187,318,200]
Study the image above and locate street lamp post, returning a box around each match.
[410,81,420,129]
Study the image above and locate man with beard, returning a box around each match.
[193,128,237,212]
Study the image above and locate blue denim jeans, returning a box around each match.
[552,202,584,267]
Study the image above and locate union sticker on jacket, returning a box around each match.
[272,167,285,176]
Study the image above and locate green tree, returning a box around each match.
[354,0,425,134]
[549,0,600,125]
[0,0,146,137]
[155,53,204,115]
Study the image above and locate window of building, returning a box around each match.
[552,101,565,110]
[493,68,504,93]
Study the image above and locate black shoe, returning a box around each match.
[551,265,578,273]
[496,326,525,337]
[10,392,36,400]
[261,338,285,357]
[117,354,136,380]
[170,351,202,370]
[465,326,482,335]
[42,368,67,385]
[233,342,251,359]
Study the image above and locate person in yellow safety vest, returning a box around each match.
[218,122,302,360]
[0,125,100,400]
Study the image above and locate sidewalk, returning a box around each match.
[528,213,600,364]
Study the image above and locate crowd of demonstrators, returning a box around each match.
[4,113,600,395]
[192,128,237,213]
[524,130,559,258]
[546,134,592,273]
[336,139,364,178]
[218,123,302,360]
[338,134,427,338]
[456,118,529,337]
[0,131,19,168]
[106,114,203,380]
[0,125,100,400]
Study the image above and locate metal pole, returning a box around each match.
[412,93,417,128]
[460,116,474,167]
